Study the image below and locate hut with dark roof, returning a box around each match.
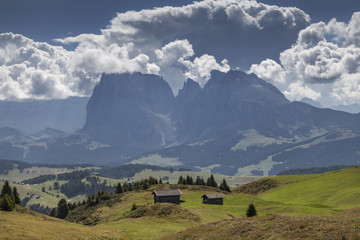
[201,193,225,205]
[152,189,182,204]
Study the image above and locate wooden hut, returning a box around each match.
[201,193,225,205]
[152,189,182,204]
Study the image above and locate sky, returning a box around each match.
[0,0,360,107]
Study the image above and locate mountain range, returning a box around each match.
[0,70,359,176]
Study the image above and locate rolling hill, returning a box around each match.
[2,167,360,239]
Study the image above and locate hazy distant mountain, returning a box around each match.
[330,104,360,114]
[0,97,89,133]
[0,71,359,175]
[127,71,360,175]
[300,97,323,108]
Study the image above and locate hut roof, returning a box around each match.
[201,193,225,199]
[153,189,182,197]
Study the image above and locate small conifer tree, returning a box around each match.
[0,194,15,211]
[178,176,184,184]
[131,203,137,211]
[50,208,56,217]
[219,179,231,192]
[246,203,257,217]
[12,187,21,204]
[1,181,12,197]
[56,199,69,219]
[207,174,218,188]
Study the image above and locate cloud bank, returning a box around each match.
[250,12,360,106]
[1,0,311,100]
[59,0,310,69]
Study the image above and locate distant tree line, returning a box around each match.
[57,170,91,180]
[0,181,21,211]
[0,159,92,175]
[28,203,52,215]
[277,165,356,176]
[21,170,90,185]
[114,176,164,194]
[60,178,114,198]
[177,174,231,192]
[98,164,174,179]
[22,174,56,185]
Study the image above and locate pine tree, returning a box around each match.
[178,176,184,184]
[143,182,150,190]
[207,174,218,188]
[195,176,202,185]
[131,203,137,211]
[0,194,15,211]
[50,208,56,217]
[219,179,231,192]
[115,183,123,194]
[127,183,133,192]
[186,175,193,185]
[1,181,12,197]
[12,187,21,204]
[246,203,257,217]
[122,183,128,192]
[53,181,59,190]
[56,199,69,219]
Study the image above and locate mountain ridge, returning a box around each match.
[0,70,359,175]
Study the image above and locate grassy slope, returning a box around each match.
[168,168,360,240]
[3,167,360,239]
[0,207,120,240]
[169,213,360,240]
[259,167,360,211]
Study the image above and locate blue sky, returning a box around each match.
[0,0,360,107]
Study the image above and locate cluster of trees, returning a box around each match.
[57,170,91,181]
[22,174,56,185]
[22,171,112,199]
[177,175,231,192]
[28,203,52,215]
[115,176,164,194]
[50,190,113,219]
[60,179,113,198]
[21,170,91,185]
[0,181,21,211]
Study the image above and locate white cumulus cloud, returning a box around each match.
[1,0,312,100]
[249,12,360,106]
[57,0,310,70]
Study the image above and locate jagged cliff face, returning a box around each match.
[82,73,176,153]
[78,70,360,176]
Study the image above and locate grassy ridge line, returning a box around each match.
[259,167,360,210]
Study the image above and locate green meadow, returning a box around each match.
[2,167,360,239]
